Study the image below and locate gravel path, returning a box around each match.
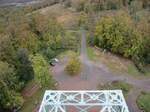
[52,29,150,112]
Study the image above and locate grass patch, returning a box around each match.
[23,80,36,92]
[88,47,150,77]
[127,64,140,76]
[87,47,129,73]
[144,66,150,76]
[98,81,132,96]
[87,47,97,60]
[137,92,150,112]
[21,87,45,112]
[57,50,78,59]
[145,72,150,76]
[21,80,56,112]
[127,64,150,77]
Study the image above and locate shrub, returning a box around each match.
[64,0,71,8]
[65,56,81,76]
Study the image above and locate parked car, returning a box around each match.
[49,58,59,66]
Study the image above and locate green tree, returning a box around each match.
[17,48,34,83]
[41,46,56,61]
[30,54,51,87]
[17,31,39,54]
[78,12,88,27]
[0,61,23,111]
[76,0,86,11]
[106,0,122,10]
[65,56,81,75]
[0,35,17,65]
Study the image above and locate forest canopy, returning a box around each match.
[0,0,149,111]
[0,6,80,111]
[93,11,150,71]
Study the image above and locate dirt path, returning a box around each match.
[52,29,150,112]
[22,84,39,98]
[126,88,142,112]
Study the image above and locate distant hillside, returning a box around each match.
[0,0,37,4]
[0,0,41,6]
[0,0,60,7]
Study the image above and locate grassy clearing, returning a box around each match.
[137,92,150,112]
[98,81,132,96]
[21,87,44,112]
[87,47,150,77]
[127,64,140,76]
[87,47,129,73]
[38,4,79,29]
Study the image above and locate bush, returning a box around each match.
[65,56,81,76]
[106,0,121,10]
[17,48,34,82]
[64,0,71,8]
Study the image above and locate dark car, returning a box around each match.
[49,58,59,66]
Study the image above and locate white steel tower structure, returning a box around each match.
[39,90,129,112]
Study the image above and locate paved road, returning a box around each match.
[52,29,150,112]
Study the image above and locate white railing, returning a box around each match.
[39,90,129,112]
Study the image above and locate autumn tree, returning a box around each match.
[93,11,148,71]
[65,56,81,76]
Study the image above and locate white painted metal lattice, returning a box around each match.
[39,90,129,112]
